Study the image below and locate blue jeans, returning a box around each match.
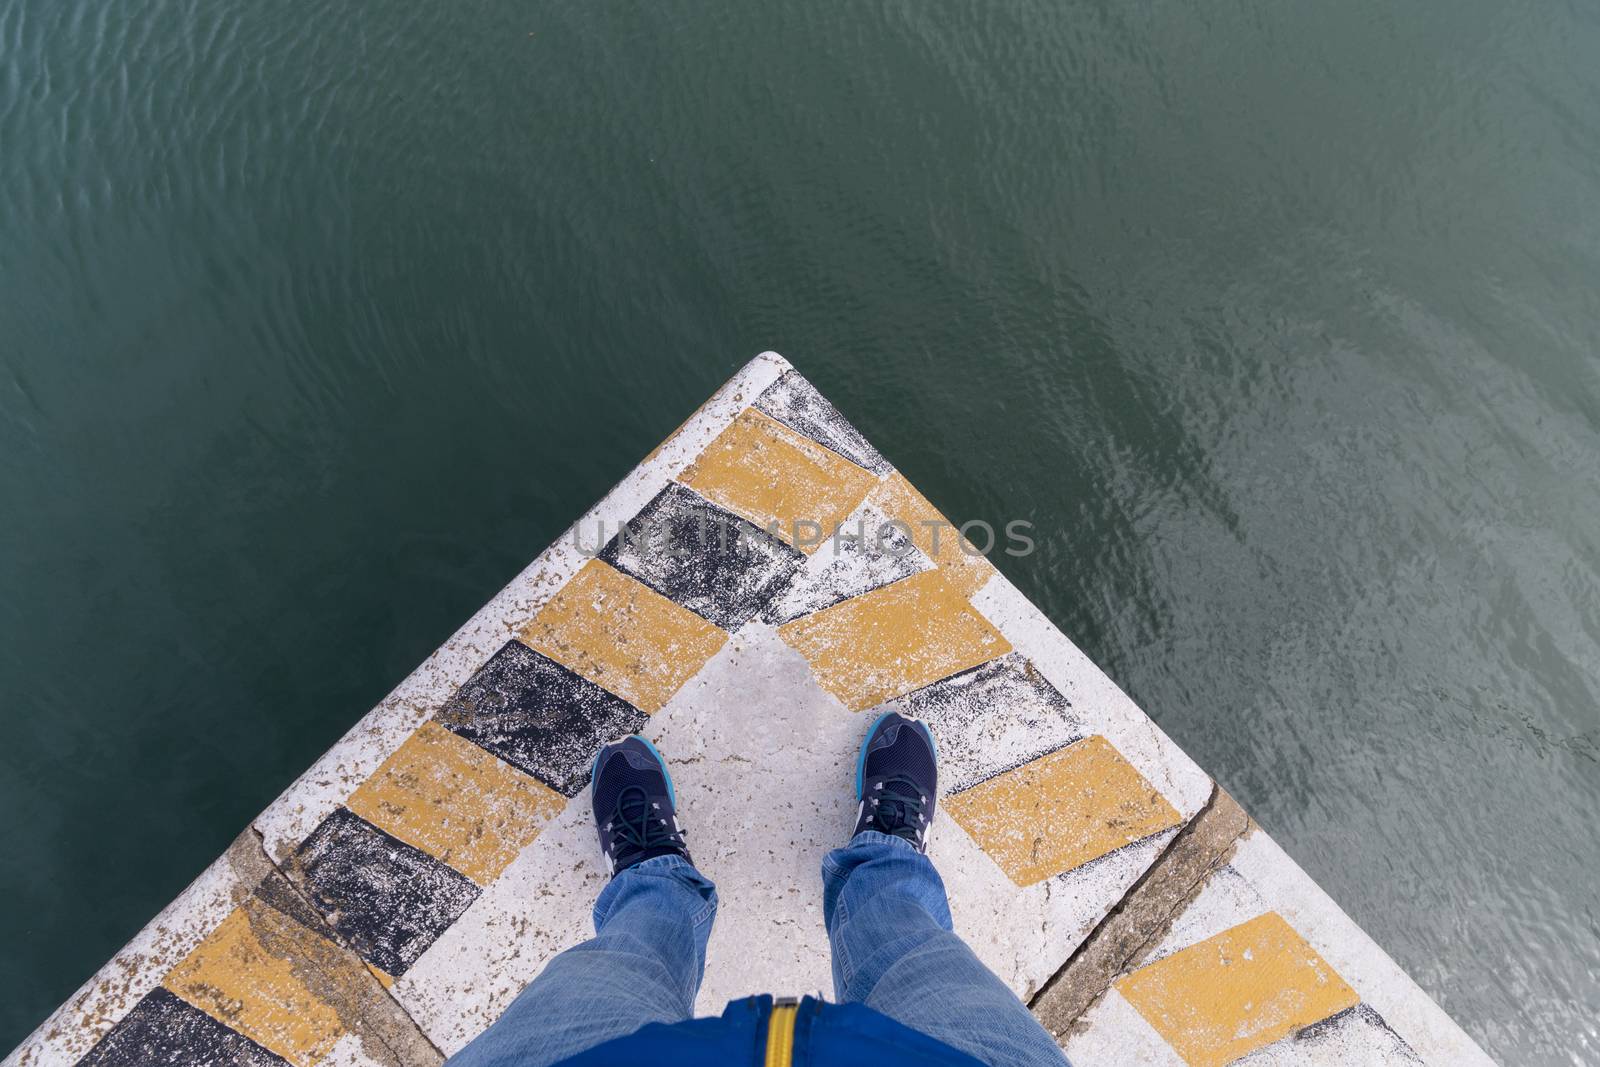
[448,832,1069,1067]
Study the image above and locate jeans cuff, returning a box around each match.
[847,829,921,855]
[625,853,702,875]
[595,855,718,929]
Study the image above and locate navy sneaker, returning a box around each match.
[590,735,690,876]
[852,710,939,851]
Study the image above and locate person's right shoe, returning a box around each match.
[852,710,939,852]
[590,735,691,876]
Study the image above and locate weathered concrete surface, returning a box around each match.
[6,354,1494,1067]
[1031,786,1253,1039]
[1058,825,1493,1066]
[245,835,446,1067]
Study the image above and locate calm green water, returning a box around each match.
[3,0,1598,1060]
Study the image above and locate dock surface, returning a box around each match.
[6,353,1492,1067]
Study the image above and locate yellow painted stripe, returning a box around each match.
[868,471,997,596]
[679,407,877,553]
[764,1002,797,1067]
[777,568,1011,711]
[521,558,728,713]
[164,898,351,1067]
[346,720,566,885]
[945,735,1182,885]
[1116,911,1360,1067]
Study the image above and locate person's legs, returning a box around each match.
[449,856,716,1067]
[448,736,711,1067]
[823,833,1067,1067]
[825,712,1069,1067]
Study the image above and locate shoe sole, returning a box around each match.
[590,734,677,808]
[854,710,938,799]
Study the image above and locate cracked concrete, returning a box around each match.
[1029,785,1253,1040]
[241,830,446,1067]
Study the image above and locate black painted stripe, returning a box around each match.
[294,807,480,978]
[77,987,288,1067]
[436,639,649,797]
[601,483,803,630]
[755,369,890,474]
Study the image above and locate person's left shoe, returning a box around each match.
[852,710,939,852]
[590,735,691,876]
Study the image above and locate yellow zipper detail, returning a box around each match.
[764,1001,797,1067]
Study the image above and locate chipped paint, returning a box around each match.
[291,809,480,979]
[433,641,646,798]
[945,736,1183,886]
[867,471,997,597]
[1241,1004,1425,1065]
[753,369,890,475]
[762,500,933,625]
[777,567,1012,711]
[347,722,566,886]
[75,988,288,1067]
[164,898,350,1066]
[600,483,803,630]
[1115,912,1360,1067]
[519,559,727,714]
[677,407,877,552]
[891,651,1085,793]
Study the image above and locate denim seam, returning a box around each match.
[832,893,854,988]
